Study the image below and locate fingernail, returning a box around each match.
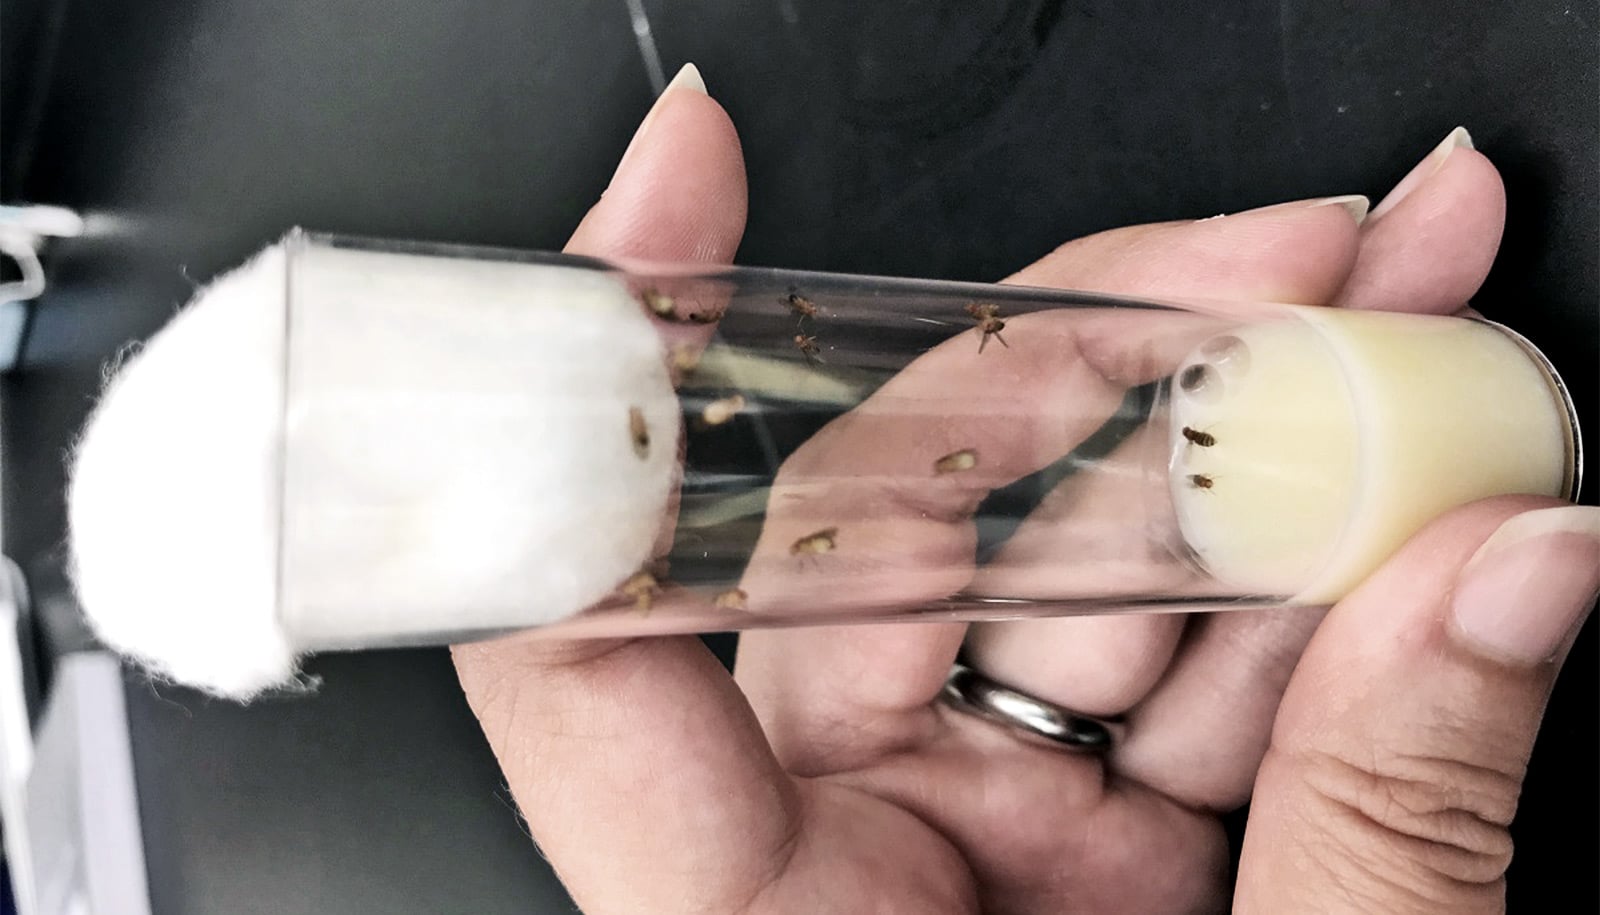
[1218,194,1371,226]
[1450,506,1600,665]
[1304,194,1371,225]
[614,63,708,177]
[667,62,708,95]
[1368,126,1474,222]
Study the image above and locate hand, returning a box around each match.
[453,71,1599,913]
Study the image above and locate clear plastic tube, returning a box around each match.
[275,231,1581,649]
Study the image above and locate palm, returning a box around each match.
[739,700,1225,913]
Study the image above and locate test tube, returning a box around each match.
[273,231,1581,652]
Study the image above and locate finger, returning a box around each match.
[565,73,746,263]
[738,201,1364,766]
[736,620,969,775]
[959,200,1364,721]
[738,307,1187,618]
[1237,500,1598,913]
[1114,135,1510,809]
[1108,604,1326,809]
[1334,127,1507,314]
[1006,195,1364,301]
[836,709,1231,913]
[967,424,1192,601]
[745,201,1365,618]
[732,310,1204,769]
[733,307,1155,771]
[566,65,748,358]
[962,426,1191,718]
[747,202,1363,603]
[452,69,796,914]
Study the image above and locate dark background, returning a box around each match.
[3,1,1595,911]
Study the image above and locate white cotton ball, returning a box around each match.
[68,245,295,698]
[68,237,680,699]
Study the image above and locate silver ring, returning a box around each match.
[939,664,1123,753]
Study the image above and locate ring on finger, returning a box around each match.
[939,663,1126,753]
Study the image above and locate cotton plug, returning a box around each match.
[67,236,680,699]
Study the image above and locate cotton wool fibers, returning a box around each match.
[68,238,680,699]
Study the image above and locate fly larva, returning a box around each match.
[782,292,818,321]
[701,393,747,426]
[934,448,979,474]
[642,288,676,316]
[669,344,701,374]
[628,406,650,459]
[620,570,661,613]
[964,303,1009,353]
[1187,473,1215,490]
[713,588,748,610]
[1181,426,1216,448]
[794,333,822,363]
[790,526,838,556]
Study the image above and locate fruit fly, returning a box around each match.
[620,569,661,613]
[794,333,822,363]
[628,406,650,459]
[934,448,979,474]
[701,393,747,426]
[965,303,1009,353]
[1181,426,1216,448]
[713,588,748,610]
[641,288,675,317]
[782,292,818,321]
[1187,473,1215,490]
[790,526,838,556]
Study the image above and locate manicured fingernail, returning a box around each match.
[1304,194,1371,225]
[615,63,708,177]
[1450,506,1600,665]
[1368,126,1474,222]
[1219,194,1370,226]
[663,62,708,96]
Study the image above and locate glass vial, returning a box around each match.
[275,231,1581,651]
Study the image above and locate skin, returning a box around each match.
[453,83,1598,913]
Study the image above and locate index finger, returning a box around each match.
[451,75,807,914]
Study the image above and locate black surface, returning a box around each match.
[2,2,1595,912]
[122,651,574,914]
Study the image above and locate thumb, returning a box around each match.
[1237,498,1600,914]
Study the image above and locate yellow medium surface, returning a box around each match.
[1169,308,1571,602]
[1167,320,1360,596]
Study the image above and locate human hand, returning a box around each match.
[453,68,1599,913]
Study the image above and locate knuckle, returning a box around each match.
[1295,741,1522,894]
